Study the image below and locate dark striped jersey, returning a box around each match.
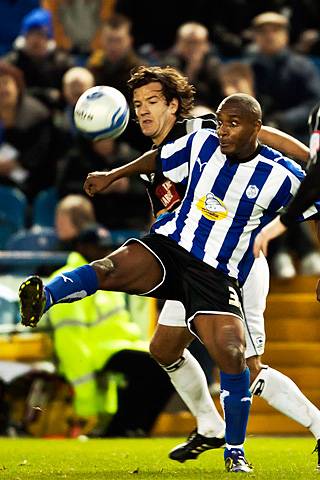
[141,114,217,217]
[280,103,320,227]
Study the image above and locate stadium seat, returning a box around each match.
[6,226,59,251]
[0,285,19,326]
[4,226,60,275]
[32,187,58,228]
[0,185,27,249]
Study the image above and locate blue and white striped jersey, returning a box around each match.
[152,128,320,285]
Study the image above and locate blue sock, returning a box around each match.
[220,368,251,450]
[43,264,99,312]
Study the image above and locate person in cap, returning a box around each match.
[2,7,74,110]
[245,10,320,143]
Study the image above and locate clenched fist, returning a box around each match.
[83,171,116,197]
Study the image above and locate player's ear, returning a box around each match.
[255,119,262,133]
[169,97,179,115]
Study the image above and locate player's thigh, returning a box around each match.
[158,300,186,327]
[94,242,163,294]
[242,255,269,358]
[150,323,194,365]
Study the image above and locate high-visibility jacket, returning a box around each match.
[49,252,148,418]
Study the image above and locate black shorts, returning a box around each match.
[125,233,244,330]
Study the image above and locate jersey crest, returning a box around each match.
[245,185,259,199]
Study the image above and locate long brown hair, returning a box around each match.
[128,65,195,118]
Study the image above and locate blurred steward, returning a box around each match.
[47,223,173,437]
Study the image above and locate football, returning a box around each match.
[74,85,130,140]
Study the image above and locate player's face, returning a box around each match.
[216,103,261,159]
[133,82,178,145]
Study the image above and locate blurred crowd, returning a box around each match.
[1,0,320,274]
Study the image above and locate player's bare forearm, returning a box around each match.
[84,149,157,196]
[116,149,158,176]
[253,216,287,258]
[259,125,309,162]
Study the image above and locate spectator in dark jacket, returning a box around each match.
[245,11,320,143]
[86,14,145,99]
[161,22,223,110]
[2,7,74,111]
[0,61,57,199]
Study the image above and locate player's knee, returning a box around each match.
[90,256,115,282]
[218,343,246,373]
[149,338,182,366]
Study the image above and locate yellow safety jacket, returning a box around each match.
[49,252,148,418]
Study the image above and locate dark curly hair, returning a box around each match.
[127,65,195,118]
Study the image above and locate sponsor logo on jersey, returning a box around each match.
[196,193,228,220]
[155,179,181,209]
[246,185,259,199]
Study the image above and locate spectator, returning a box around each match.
[246,11,320,143]
[0,61,57,200]
[47,222,174,437]
[85,13,149,153]
[86,14,145,98]
[56,136,150,230]
[218,61,256,97]
[43,0,114,60]
[2,7,75,111]
[161,22,223,110]
[55,66,95,141]
[55,194,153,339]
[55,194,96,248]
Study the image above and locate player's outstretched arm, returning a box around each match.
[253,216,287,258]
[259,125,309,162]
[84,149,158,196]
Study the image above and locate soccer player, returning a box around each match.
[254,103,320,258]
[124,66,320,468]
[19,93,320,473]
[253,103,320,471]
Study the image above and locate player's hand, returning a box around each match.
[83,171,116,197]
[253,216,287,258]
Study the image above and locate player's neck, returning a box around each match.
[228,143,262,164]
[152,118,177,146]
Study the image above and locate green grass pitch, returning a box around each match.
[0,437,318,479]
